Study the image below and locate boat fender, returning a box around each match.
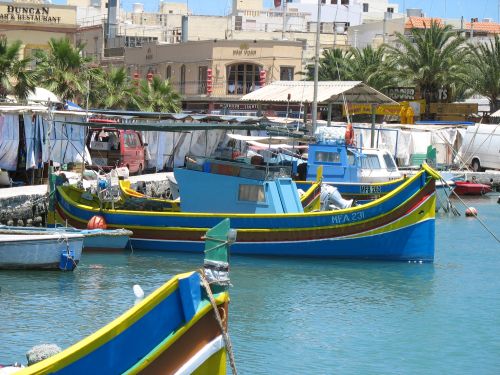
[345,123,354,146]
[87,215,107,229]
[133,284,144,299]
[465,207,478,217]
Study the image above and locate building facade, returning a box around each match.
[0,0,77,60]
[124,39,304,113]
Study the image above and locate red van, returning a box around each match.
[87,128,146,175]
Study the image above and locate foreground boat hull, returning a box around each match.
[17,271,229,374]
[56,169,436,261]
[0,234,83,270]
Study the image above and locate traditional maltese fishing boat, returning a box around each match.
[55,152,438,261]
[14,219,234,374]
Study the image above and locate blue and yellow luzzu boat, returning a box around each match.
[16,219,234,374]
[55,157,438,262]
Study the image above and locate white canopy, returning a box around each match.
[491,108,500,117]
[241,81,397,105]
[27,87,61,104]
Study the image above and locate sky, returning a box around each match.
[53,0,500,23]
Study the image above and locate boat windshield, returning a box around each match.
[361,154,381,169]
[383,153,398,171]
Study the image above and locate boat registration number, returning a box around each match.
[360,185,382,194]
[331,211,365,224]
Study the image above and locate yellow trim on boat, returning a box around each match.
[18,273,229,375]
[346,194,436,238]
[58,169,428,219]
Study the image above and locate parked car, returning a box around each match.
[87,127,146,175]
[459,124,500,171]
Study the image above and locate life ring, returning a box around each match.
[345,123,354,146]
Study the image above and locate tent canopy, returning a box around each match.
[27,87,61,104]
[240,81,397,105]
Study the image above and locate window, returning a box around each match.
[280,66,294,81]
[315,151,340,163]
[361,154,381,169]
[383,153,397,171]
[238,184,265,202]
[341,0,349,4]
[166,65,171,80]
[198,66,207,94]
[180,65,186,94]
[387,7,394,13]
[331,0,337,3]
[124,133,137,148]
[226,63,262,95]
[363,3,369,12]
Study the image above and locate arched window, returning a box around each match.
[226,63,262,95]
[180,65,186,94]
[166,65,171,80]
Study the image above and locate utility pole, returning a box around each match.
[312,0,322,135]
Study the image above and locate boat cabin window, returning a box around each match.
[361,154,381,169]
[347,150,357,166]
[383,153,398,171]
[238,184,265,202]
[315,151,340,164]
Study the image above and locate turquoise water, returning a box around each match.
[1,195,499,374]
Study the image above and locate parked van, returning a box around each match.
[87,127,146,174]
[459,124,500,171]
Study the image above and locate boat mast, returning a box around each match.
[311,0,322,135]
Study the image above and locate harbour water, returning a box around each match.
[0,195,499,374]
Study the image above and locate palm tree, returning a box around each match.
[133,76,181,113]
[343,45,396,92]
[385,21,469,117]
[305,48,350,81]
[0,39,37,101]
[305,46,395,91]
[91,67,136,109]
[35,38,98,103]
[467,35,500,113]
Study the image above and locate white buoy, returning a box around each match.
[133,284,144,299]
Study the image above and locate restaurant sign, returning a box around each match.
[233,43,257,57]
[0,5,62,24]
[387,87,416,101]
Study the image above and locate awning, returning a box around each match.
[491,109,500,117]
[240,81,397,105]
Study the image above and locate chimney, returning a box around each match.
[107,0,118,40]
[181,15,188,43]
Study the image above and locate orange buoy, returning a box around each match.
[87,215,107,229]
[465,207,478,217]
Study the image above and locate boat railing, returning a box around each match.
[185,156,291,181]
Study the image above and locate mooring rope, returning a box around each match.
[199,270,238,375]
[437,177,500,243]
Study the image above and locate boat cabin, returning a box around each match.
[174,156,304,214]
[307,141,362,183]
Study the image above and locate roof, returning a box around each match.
[240,81,397,105]
[405,17,443,29]
[465,22,500,34]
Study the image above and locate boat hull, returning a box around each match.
[454,181,492,195]
[0,234,84,270]
[18,272,229,374]
[56,170,436,261]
